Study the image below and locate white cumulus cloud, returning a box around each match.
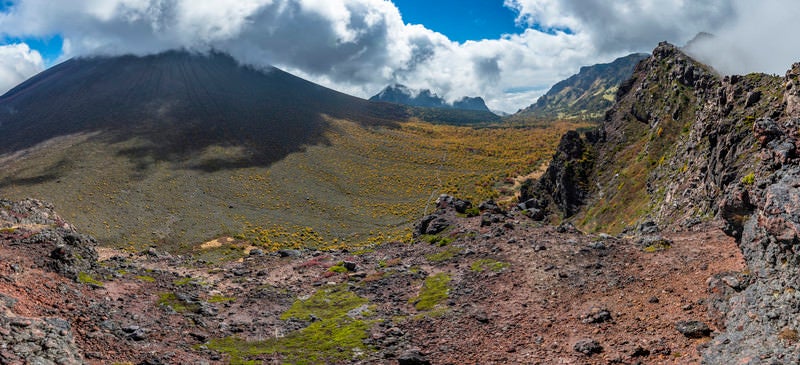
[0,43,44,94]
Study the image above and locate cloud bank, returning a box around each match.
[0,0,798,112]
[0,43,43,94]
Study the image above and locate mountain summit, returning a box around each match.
[0,51,406,168]
[370,84,492,113]
[517,53,648,120]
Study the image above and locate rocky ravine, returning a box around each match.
[0,197,745,364]
[523,43,800,363]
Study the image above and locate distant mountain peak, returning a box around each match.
[516,53,649,120]
[370,84,491,113]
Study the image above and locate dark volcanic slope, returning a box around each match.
[0,51,407,170]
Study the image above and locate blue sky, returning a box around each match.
[392,0,524,42]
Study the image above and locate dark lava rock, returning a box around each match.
[582,307,612,324]
[636,235,672,250]
[342,261,357,272]
[414,214,451,236]
[676,320,711,338]
[631,346,651,357]
[425,217,451,235]
[519,130,594,218]
[277,249,301,258]
[397,349,431,365]
[453,198,472,214]
[637,220,659,235]
[555,222,579,234]
[527,208,546,221]
[573,339,603,355]
[478,200,503,214]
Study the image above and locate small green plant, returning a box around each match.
[411,273,451,311]
[208,295,236,303]
[0,227,16,234]
[174,277,193,286]
[77,272,103,287]
[741,172,755,185]
[643,241,672,253]
[135,275,156,283]
[425,246,463,263]
[419,234,454,246]
[464,207,480,217]
[328,263,349,273]
[471,258,510,272]
[157,292,200,313]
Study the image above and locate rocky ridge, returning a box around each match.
[517,53,648,120]
[525,42,800,363]
[370,84,492,113]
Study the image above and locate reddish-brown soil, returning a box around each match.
[0,204,745,364]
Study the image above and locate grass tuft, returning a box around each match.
[411,273,451,311]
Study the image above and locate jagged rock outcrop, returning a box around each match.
[1,199,98,280]
[525,41,800,363]
[519,129,598,218]
[524,42,781,234]
[0,304,84,365]
[0,199,99,364]
[706,74,800,362]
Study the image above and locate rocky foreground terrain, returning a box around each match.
[0,197,746,364]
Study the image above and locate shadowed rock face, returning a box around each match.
[0,51,407,171]
[525,42,800,363]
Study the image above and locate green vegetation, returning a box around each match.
[174,277,194,286]
[135,275,156,283]
[0,227,16,234]
[208,295,236,303]
[77,272,103,287]
[425,246,463,263]
[208,285,373,364]
[411,273,451,311]
[418,234,454,246]
[328,264,349,273]
[741,172,755,185]
[470,258,510,272]
[157,292,200,313]
[0,117,585,254]
[643,240,672,253]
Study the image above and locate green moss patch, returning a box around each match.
[135,275,156,283]
[411,273,451,311]
[328,264,349,273]
[471,258,510,272]
[418,234,454,246]
[208,285,374,364]
[77,272,104,287]
[425,246,463,263]
[741,172,755,185]
[208,295,236,303]
[643,240,672,253]
[157,292,200,313]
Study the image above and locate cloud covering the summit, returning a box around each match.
[0,0,798,112]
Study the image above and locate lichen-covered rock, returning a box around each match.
[0,301,84,364]
[0,199,98,280]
